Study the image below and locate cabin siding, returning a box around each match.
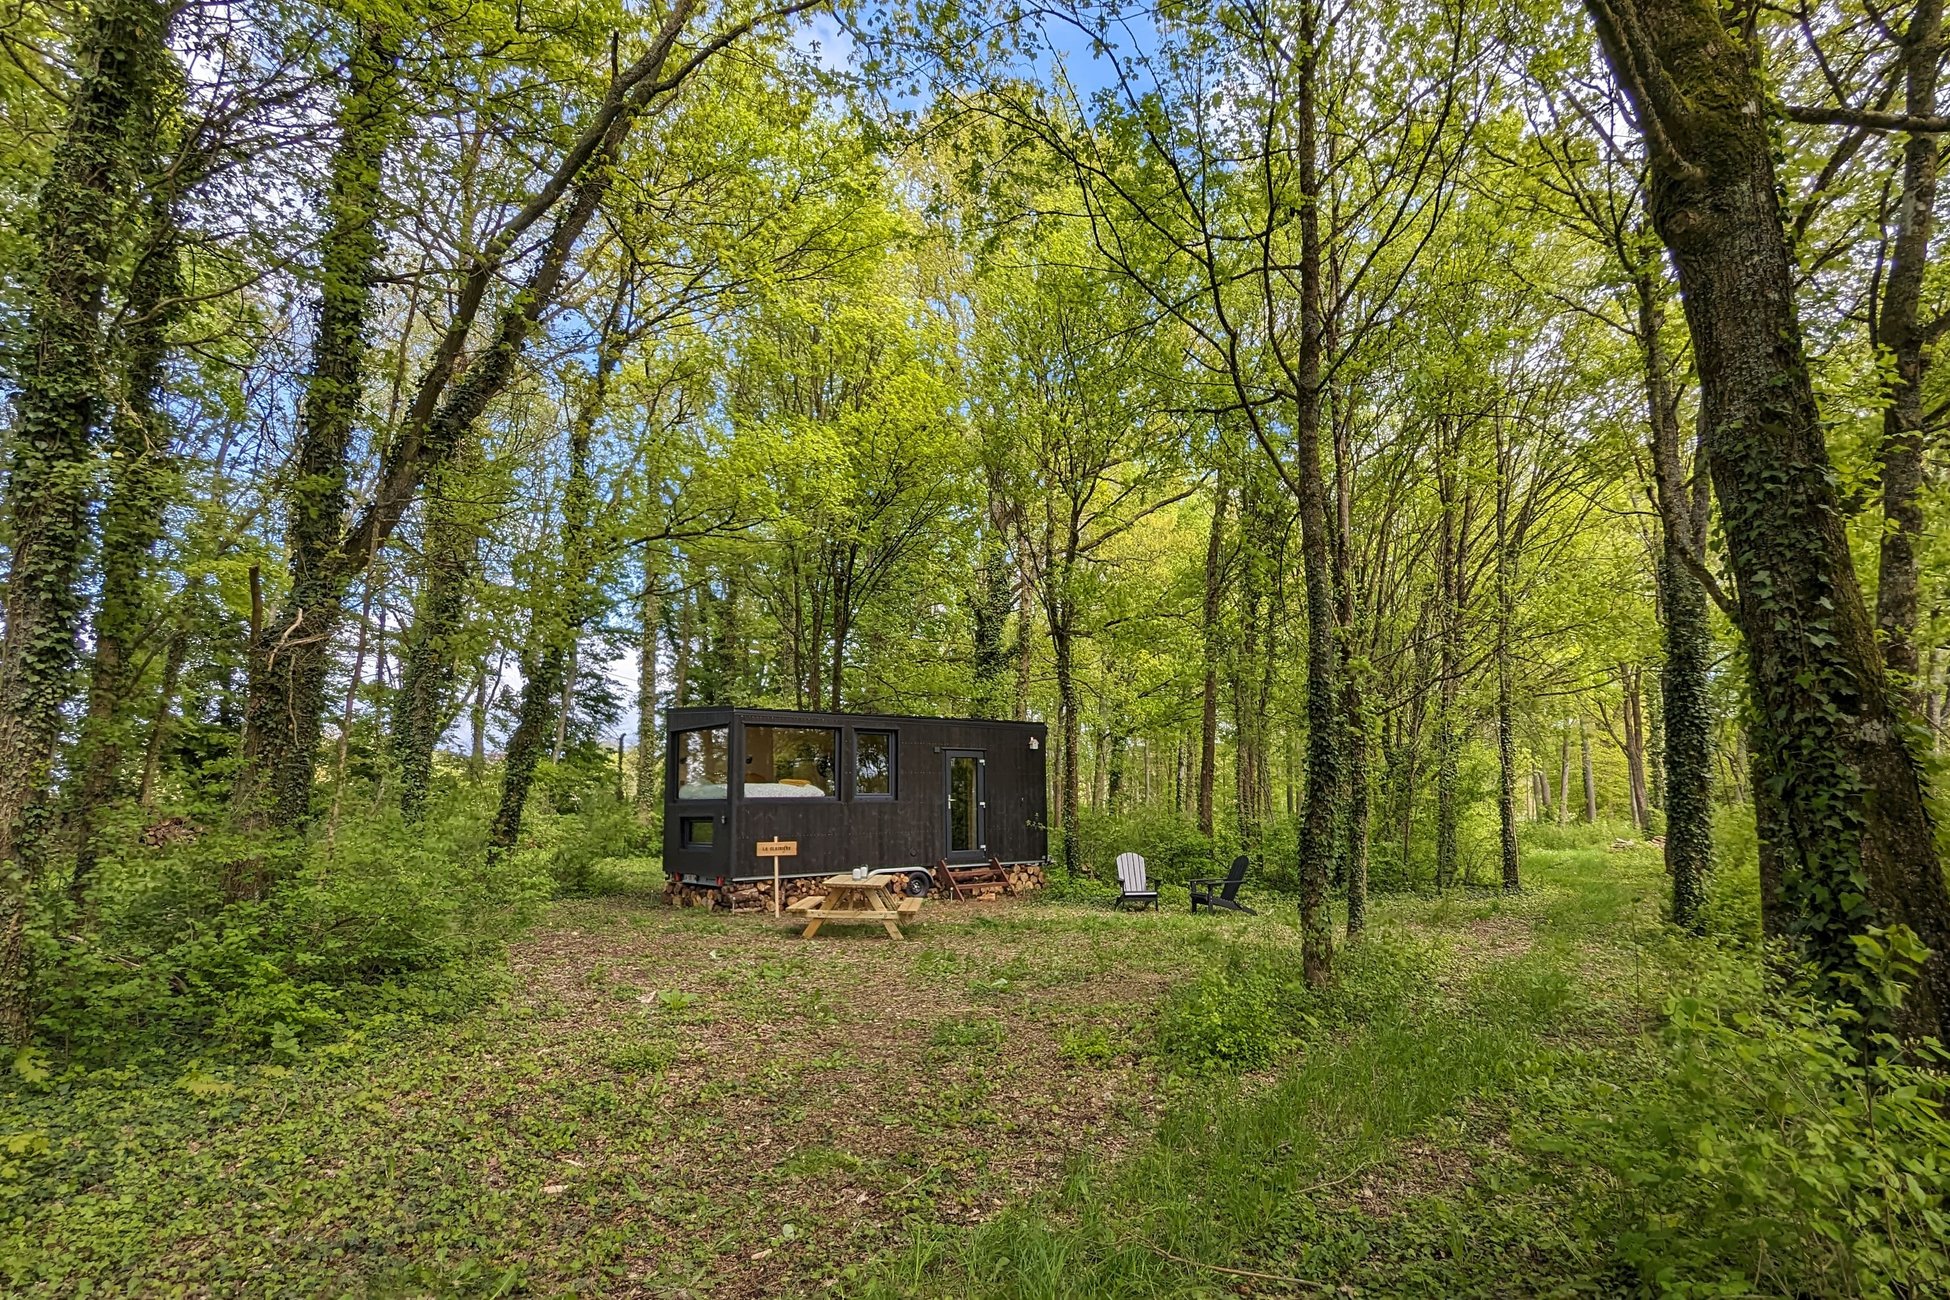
[663,707,1048,885]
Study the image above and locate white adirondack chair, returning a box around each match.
[1115,851,1159,910]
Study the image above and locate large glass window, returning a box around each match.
[744,726,836,798]
[855,731,895,798]
[673,727,729,799]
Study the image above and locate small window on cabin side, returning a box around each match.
[855,731,894,798]
[680,816,715,848]
[744,726,836,797]
[674,727,729,799]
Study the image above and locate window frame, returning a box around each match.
[678,815,717,849]
[740,723,840,801]
[852,729,897,801]
[670,725,731,800]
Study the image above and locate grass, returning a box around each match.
[867,847,1666,1298]
[3,839,1840,1298]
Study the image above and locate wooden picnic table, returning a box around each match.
[787,873,922,939]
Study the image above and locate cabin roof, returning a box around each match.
[664,705,1046,734]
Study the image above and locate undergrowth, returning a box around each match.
[868,844,1950,1299]
[24,774,642,1071]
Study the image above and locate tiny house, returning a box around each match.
[663,706,1048,895]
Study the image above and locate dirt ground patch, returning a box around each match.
[480,893,1195,1296]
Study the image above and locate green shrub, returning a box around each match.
[1154,942,1311,1071]
[34,789,546,1068]
[1069,805,1219,885]
[1511,953,1950,1297]
[534,787,651,894]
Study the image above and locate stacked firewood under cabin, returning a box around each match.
[662,876,828,911]
[931,856,1047,902]
[662,859,1047,912]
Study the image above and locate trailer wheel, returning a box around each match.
[905,870,933,898]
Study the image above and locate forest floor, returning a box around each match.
[2,845,1680,1298]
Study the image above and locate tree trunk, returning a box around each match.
[1198,471,1228,838]
[0,0,174,1040]
[1580,720,1596,823]
[1875,0,1942,705]
[1290,21,1338,985]
[551,645,579,763]
[1619,666,1650,832]
[490,301,618,852]
[1433,447,1461,889]
[1494,439,1520,892]
[67,153,183,902]
[469,669,489,783]
[137,604,191,811]
[393,468,476,822]
[325,574,377,839]
[636,562,661,816]
[1558,730,1572,826]
[229,27,400,840]
[1332,384,1370,932]
[1663,551,1714,928]
[490,642,568,853]
[1053,614,1082,873]
[1590,0,1950,1037]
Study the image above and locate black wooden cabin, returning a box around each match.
[663,706,1048,893]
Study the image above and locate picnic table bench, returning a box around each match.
[791,873,923,939]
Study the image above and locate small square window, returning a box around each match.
[856,731,895,798]
[680,817,716,848]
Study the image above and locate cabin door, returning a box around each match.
[943,750,986,862]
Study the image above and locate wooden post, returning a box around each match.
[755,838,798,916]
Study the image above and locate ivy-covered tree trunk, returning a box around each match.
[1333,413,1370,933]
[489,315,617,854]
[1433,450,1461,890]
[1198,471,1228,838]
[1494,454,1521,893]
[1052,601,1082,873]
[68,149,184,902]
[1289,17,1338,986]
[136,609,189,809]
[492,637,572,854]
[1636,257,1714,925]
[1663,551,1713,928]
[1590,0,1950,1037]
[392,461,478,822]
[1874,0,1942,703]
[230,26,400,842]
[0,0,172,1042]
[635,560,661,816]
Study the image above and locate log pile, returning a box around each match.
[663,875,835,913]
[662,860,1048,911]
[934,858,1047,901]
[1006,861,1048,895]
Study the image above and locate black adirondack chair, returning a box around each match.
[1190,854,1255,915]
